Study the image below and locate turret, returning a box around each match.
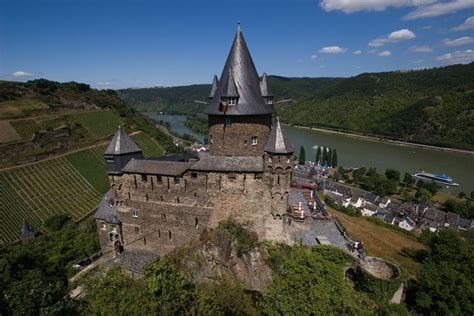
[207,24,274,156]
[104,127,144,177]
[260,73,273,105]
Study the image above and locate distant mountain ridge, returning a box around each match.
[118,63,474,150]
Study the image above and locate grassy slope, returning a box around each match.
[131,132,165,158]
[74,110,124,139]
[327,207,424,277]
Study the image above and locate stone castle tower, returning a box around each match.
[95,25,294,262]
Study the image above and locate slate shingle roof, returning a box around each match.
[104,127,142,155]
[95,190,120,224]
[207,25,274,116]
[122,159,193,176]
[190,154,263,172]
[264,117,294,154]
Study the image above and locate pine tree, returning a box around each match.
[315,147,321,164]
[298,146,306,165]
[332,149,338,167]
[327,148,333,167]
[322,147,328,166]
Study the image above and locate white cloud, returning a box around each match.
[404,0,474,19]
[310,54,318,60]
[319,0,435,13]
[410,45,433,52]
[318,46,347,53]
[389,29,417,40]
[443,36,474,46]
[437,49,474,64]
[353,50,363,54]
[369,29,416,47]
[13,71,32,77]
[452,16,474,31]
[378,50,392,56]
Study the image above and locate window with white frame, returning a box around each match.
[251,136,258,145]
[228,97,237,105]
[132,209,139,218]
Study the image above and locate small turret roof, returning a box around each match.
[207,24,274,116]
[209,75,219,99]
[264,117,294,154]
[20,220,34,237]
[260,73,273,97]
[104,127,142,155]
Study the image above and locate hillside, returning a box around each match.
[119,64,474,150]
[0,79,175,168]
[0,79,173,243]
[278,63,474,150]
[117,76,343,114]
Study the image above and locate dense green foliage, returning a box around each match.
[0,215,99,315]
[262,244,373,315]
[442,198,474,219]
[117,76,342,114]
[184,115,208,135]
[278,63,474,150]
[407,230,474,315]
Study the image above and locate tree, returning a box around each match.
[353,167,367,183]
[471,191,474,200]
[458,192,466,199]
[415,188,432,204]
[322,147,328,166]
[327,148,333,167]
[403,172,415,187]
[409,230,474,315]
[333,170,340,182]
[332,149,338,167]
[144,260,195,315]
[385,169,400,182]
[298,146,306,165]
[85,266,157,315]
[315,146,322,164]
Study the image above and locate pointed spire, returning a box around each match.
[104,127,142,155]
[207,25,273,116]
[20,220,34,238]
[209,75,219,99]
[260,72,273,97]
[264,117,294,154]
[222,69,239,97]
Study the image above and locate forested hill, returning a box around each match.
[278,63,474,150]
[117,76,343,114]
[119,63,474,150]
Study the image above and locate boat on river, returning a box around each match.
[412,171,459,186]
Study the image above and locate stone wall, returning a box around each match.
[208,114,271,156]
[99,166,287,256]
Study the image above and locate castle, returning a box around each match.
[95,25,295,261]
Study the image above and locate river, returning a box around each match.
[149,114,473,194]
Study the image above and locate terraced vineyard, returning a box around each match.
[0,152,104,243]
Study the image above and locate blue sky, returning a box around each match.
[1,0,473,89]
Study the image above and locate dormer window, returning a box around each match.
[228,97,237,105]
[266,97,273,105]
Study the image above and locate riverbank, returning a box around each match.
[290,125,474,156]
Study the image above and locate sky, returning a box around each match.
[1,0,474,89]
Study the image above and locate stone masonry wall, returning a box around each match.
[208,114,271,156]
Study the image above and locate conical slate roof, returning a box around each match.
[20,220,34,238]
[209,75,219,99]
[104,127,142,155]
[260,73,273,97]
[207,25,274,116]
[264,117,294,154]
